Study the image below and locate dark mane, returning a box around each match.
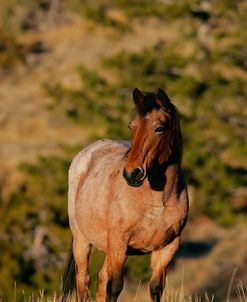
[135,92,159,116]
[170,104,183,164]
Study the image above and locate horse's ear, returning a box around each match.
[133,88,144,107]
[156,88,171,110]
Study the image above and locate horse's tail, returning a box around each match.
[61,239,76,301]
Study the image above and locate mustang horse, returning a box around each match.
[62,88,189,302]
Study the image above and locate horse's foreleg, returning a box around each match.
[73,237,92,302]
[150,236,181,302]
[106,238,127,302]
[95,256,108,302]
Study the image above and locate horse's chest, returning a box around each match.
[128,206,186,252]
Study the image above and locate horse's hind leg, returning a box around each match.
[73,235,92,302]
[149,236,180,302]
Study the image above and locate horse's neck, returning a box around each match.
[162,163,181,204]
[147,161,181,194]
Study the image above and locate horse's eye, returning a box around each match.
[155,126,165,134]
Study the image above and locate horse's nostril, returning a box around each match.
[132,167,144,180]
[123,167,146,186]
[123,167,145,185]
[123,168,129,181]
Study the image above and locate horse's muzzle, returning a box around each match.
[123,167,145,187]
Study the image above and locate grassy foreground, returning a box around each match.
[10,278,247,302]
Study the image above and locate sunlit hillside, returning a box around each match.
[0,0,246,301]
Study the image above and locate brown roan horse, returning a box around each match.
[62,88,189,302]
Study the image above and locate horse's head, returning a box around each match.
[123,88,182,187]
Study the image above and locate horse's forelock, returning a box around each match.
[135,92,158,116]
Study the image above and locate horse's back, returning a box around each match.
[69,139,129,177]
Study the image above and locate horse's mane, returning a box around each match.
[170,103,183,164]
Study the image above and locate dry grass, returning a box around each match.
[10,279,247,302]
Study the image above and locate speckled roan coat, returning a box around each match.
[62,88,189,302]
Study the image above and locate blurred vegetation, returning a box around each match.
[69,0,194,25]
[0,156,70,298]
[0,0,247,300]
[0,29,28,70]
[44,66,131,140]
